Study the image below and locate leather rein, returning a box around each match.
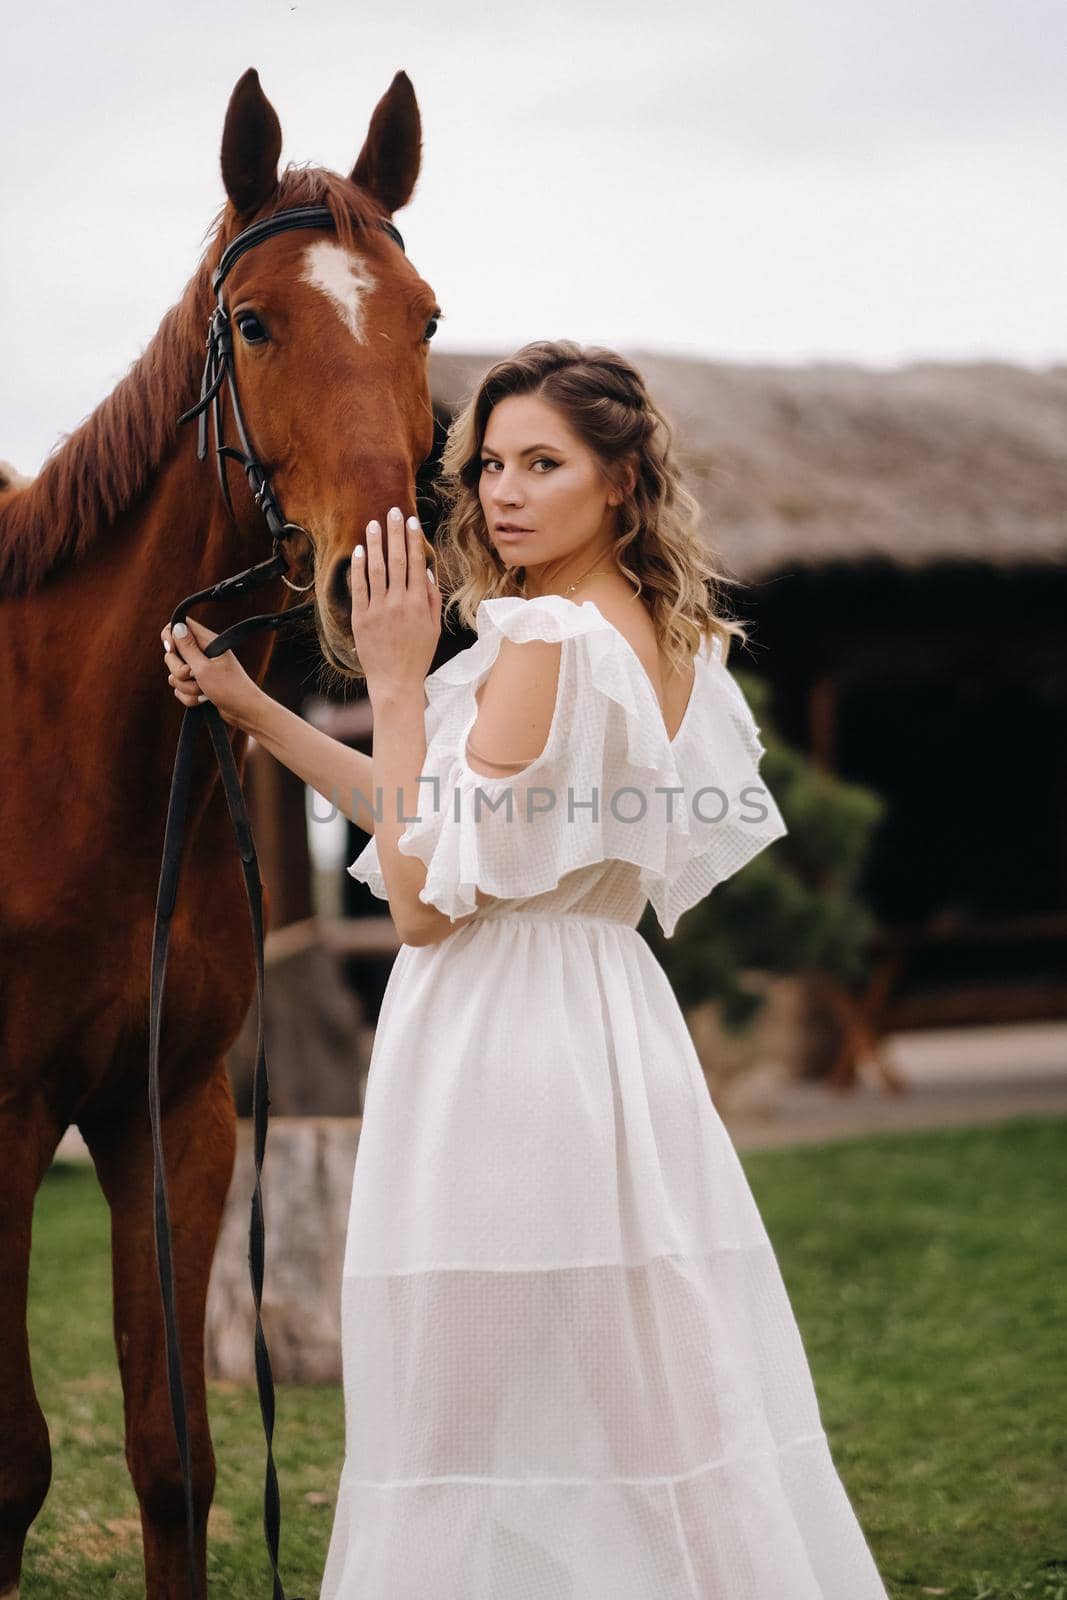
[149,202,405,1599]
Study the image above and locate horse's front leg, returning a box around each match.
[0,1093,66,1600]
[85,1065,237,1600]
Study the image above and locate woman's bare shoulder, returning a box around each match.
[464,634,563,776]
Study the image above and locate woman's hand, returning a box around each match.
[160,616,263,730]
[351,507,441,699]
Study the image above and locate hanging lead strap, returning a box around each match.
[149,585,314,1600]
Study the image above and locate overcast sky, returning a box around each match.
[3,0,1064,474]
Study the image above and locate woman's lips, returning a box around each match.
[496,527,531,540]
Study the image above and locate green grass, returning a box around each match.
[20,1116,1067,1598]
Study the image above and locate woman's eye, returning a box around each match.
[236,313,269,345]
[423,316,439,342]
[532,458,557,471]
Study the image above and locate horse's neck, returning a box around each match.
[84,436,286,787]
[0,433,290,866]
[131,433,284,620]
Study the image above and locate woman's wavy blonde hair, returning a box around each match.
[433,340,748,672]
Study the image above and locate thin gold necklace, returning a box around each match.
[521,554,617,599]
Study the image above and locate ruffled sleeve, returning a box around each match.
[347,594,787,937]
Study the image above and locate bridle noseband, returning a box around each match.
[151,203,406,1600]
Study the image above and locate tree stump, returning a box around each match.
[205,1116,361,1384]
[226,921,370,1117]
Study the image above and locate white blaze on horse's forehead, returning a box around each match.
[300,240,377,341]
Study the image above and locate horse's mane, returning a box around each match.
[0,167,386,598]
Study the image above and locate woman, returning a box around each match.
[162,341,889,1598]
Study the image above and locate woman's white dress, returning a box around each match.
[320,594,889,1599]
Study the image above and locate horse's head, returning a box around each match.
[209,68,440,679]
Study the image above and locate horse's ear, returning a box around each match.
[220,68,282,217]
[350,71,422,216]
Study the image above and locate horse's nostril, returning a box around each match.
[329,557,352,610]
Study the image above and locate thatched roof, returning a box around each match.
[428,351,1067,578]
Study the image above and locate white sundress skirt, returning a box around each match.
[318,917,888,1599]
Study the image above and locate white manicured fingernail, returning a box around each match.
[407,516,419,531]
[173,621,188,637]
[427,568,436,585]
[368,520,380,535]
[197,694,207,704]
[352,545,365,561]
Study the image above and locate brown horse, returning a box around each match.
[0,66,439,1599]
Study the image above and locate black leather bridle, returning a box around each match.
[149,202,405,1600]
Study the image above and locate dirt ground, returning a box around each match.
[716,1020,1067,1151]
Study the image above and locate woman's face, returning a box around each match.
[477,392,621,572]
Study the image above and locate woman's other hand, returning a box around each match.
[351,507,441,699]
[160,616,263,730]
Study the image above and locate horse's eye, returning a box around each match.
[423,316,439,342]
[236,313,269,345]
